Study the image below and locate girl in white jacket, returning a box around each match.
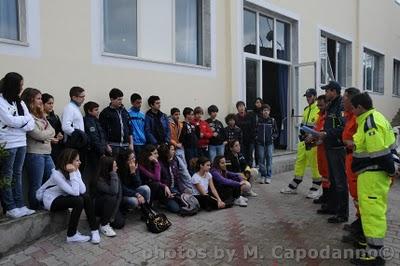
[37,148,100,244]
[0,72,35,219]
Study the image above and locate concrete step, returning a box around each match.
[272,151,296,175]
[0,210,67,258]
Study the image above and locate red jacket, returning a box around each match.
[342,111,357,142]
[191,118,213,148]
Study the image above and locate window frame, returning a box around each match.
[393,58,400,97]
[243,6,292,65]
[319,31,352,87]
[100,0,211,69]
[362,47,385,94]
[0,0,27,46]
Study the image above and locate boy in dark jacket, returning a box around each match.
[83,101,109,195]
[224,113,242,143]
[179,107,199,165]
[145,95,170,145]
[206,105,226,162]
[99,88,133,157]
[256,104,278,184]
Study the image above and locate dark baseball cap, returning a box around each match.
[303,88,317,97]
[321,80,341,93]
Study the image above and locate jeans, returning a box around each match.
[134,145,144,157]
[242,143,255,167]
[50,194,98,237]
[175,148,187,168]
[208,144,225,162]
[95,194,118,226]
[25,153,55,210]
[123,185,151,208]
[184,147,198,166]
[257,144,273,178]
[0,146,26,211]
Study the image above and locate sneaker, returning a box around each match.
[100,224,116,237]
[6,208,24,219]
[18,206,36,216]
[280,187,297,194]
[67,233,90,243]
[259,179,265,184]
[306,189,321,199]
[91,230,101,244]
[247,190,258,197]
[239,196,248,203]
[265,178,272,184]
[234,198,247,207]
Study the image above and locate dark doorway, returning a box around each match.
[262,61,288,149]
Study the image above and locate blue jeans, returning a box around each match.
[0,146,27,211]
[208,144,225,162]
[134,145,144,157]
[25,153,55,209]
[123,185,151,208]
[257,144,273,179]
[175,148,187,168]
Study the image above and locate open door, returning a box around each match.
[290,62,316,150]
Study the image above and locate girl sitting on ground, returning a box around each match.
[210,155,250,207]
[138,145,180,213]
[94,156,124,237]
[191,157,228,210]
[117,149,151,210]
[225,140,258,197]
[37,148,100,244]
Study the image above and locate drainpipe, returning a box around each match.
[355,0,361,87]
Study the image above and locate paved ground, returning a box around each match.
[0,170,399,266]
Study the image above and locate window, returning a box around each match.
[245,59,258,108]
[363,48,384,93]
[244,9,291,62]
[320,33,351,86]
[276,20,290,61]
[243,9,256,54]
[393,59,400,96]
[0,0,26,42]
[103,0,137,56]
[258,15,273,57]
[102,0,210,67]
[175,0,202,65]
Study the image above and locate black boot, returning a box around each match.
[350,244,385,265]
[313,188,328,204]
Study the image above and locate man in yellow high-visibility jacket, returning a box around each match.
[350,92,396,265]
[280,88,322,199]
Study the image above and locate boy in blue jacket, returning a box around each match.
[256,104,278,184]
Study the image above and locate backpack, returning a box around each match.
[178,193,200,216]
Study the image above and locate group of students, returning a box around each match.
[0,71,280,245]
[280,81,399,265]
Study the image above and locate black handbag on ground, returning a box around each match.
[141,203,171,233]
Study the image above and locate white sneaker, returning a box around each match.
[18,206,36,216]
[6,208,24,219]
[67,233,90,243]
[265,178,272,184]
[239,196,248,203]
[280,187,297,194]
[100,224,116,237]
[91,230,101,244]
[306,189,321,199]
[247,190,258,197]
[259,178,265,184]
[234,197,248,207]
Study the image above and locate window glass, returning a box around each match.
[0,0,19,40]
[243,9,256,54]
[276,20,290,60]
[259,15,273,57]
